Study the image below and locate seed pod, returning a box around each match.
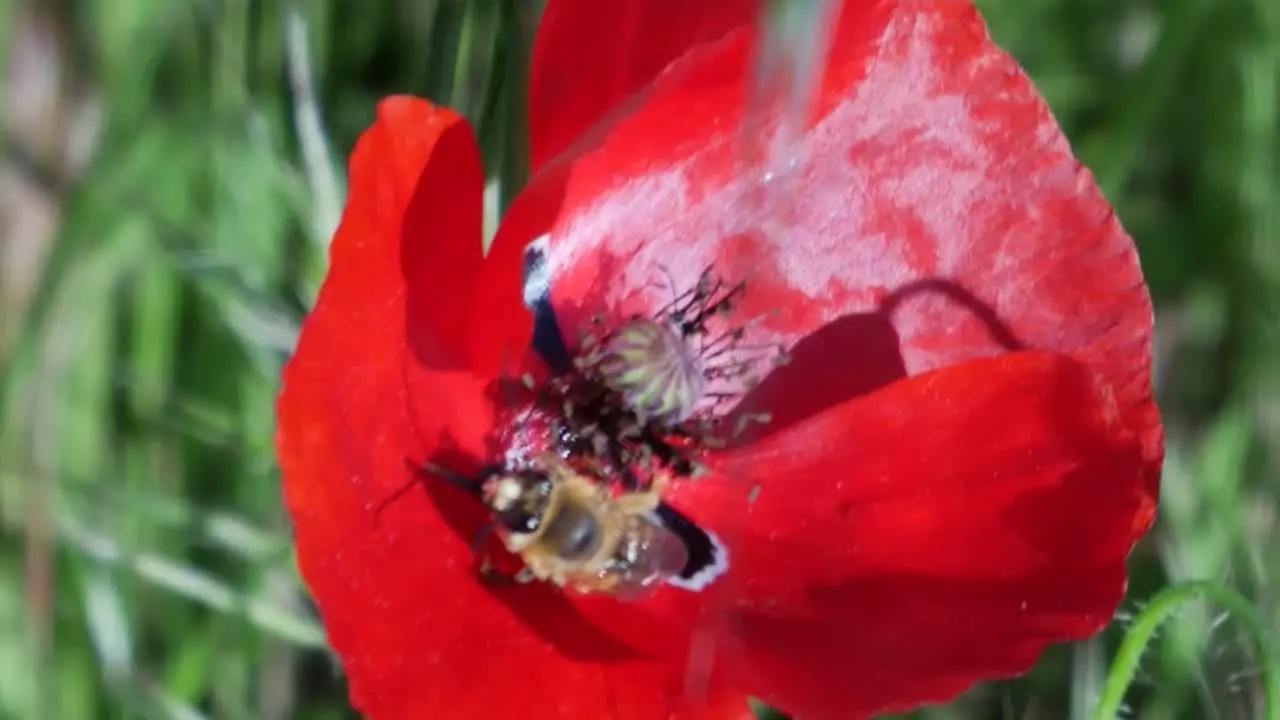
[594,317,705,424]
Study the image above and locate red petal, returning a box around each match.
[528,0,760,173]
[468,162,567,378]
[655,351,1152,718]
[499,0,762,336]
[346,97,486,370]
[277,100,749,718]
[534,0,1161,491]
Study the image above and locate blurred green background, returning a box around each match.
[0,0,1276,718]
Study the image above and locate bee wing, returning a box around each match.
[604,514,692,602]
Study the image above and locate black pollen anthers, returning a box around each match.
[660,265,748,340]
[542,368,712,493]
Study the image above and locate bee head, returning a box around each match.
[480,470,554,535]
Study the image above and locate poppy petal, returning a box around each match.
[534,0,1160,485]
[528,0,760,172]
[277,103,746,718]
[467,162,567,378]
[654,351,1150,718]
[330,97,486,370]
[501,0,764,351]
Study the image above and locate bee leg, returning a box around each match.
[612,490,662,514]
[478,568,512,586]
[620,464,644,493]
[470,518,500,554]
[475,552,542,587]
[475,553,519,586]
[476,554,504,584]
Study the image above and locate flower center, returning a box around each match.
[537,266,787,492]
[400,264,781,597]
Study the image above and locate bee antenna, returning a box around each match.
[373,461,426,520]
[373,458,481,523]
[419,460,480,492]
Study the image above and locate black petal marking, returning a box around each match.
[653,502,729,591]
[522,237,573,375]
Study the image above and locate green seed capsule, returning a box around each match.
[595,317,705,424]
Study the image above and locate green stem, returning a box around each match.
[497,0,534,214]
[1093,581,1278,720]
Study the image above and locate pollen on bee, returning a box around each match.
[486,476,524,512]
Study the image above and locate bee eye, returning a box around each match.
[542,504,601,562]
[500,510,540,534]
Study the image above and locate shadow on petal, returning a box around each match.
[394,105,486,371]
[727,277,1029,445]
[727,311,906,443]
[881,277,1030,354]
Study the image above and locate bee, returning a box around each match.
[421,453,703,600]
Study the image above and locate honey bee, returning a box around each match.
[423,453,712,600]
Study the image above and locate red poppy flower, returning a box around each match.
[275,1,1163,719]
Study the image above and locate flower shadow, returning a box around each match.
[727,278,1029,444]
[522,254,1030,446]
